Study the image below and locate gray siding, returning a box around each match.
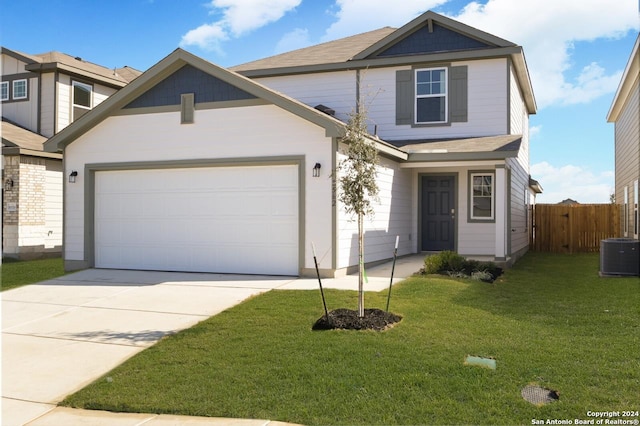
[377,23,491,57]
[614,77,639,236]
[124,65,256,109]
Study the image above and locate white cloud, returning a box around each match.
[531,161,614,204]
[322,0,448,41]
[275,28,311,54]
[180,0,301,50]
[181,22,228,52]
[529,125,542,139]
[450,0,639,108]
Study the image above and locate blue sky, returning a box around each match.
[2,0,638,203]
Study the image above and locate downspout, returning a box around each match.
[355,69,361,114]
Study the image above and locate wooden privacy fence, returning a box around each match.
[530,204,621,253]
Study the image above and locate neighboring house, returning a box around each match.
[607,34,639,240]
[1,47,141,259]
[558,198,579,205]
[45,11,539,277]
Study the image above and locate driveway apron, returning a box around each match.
[1,269,295,426]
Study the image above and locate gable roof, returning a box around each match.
[1,47,142,87]
[607,33,639,123]
[43,48,407,160]
[232,10,536,114]
[351,10,516,60]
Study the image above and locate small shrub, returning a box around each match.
[424,251,465,274]
[470,270,494,282]
[422,252,502,282]
[424,253,446,274]
[440,250,465,272]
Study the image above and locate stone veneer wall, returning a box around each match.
[2,155,20,256]
[2,154,62,259]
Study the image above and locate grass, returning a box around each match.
[61,252,640,425]
[1,257,66,291]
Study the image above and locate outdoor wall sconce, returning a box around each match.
[69,171,78,183]
[313,163,321,177]
[4,178,14,191]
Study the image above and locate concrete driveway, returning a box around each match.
[2,269,299,425]
[2,255,423,425]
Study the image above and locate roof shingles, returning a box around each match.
[231,27,396,72]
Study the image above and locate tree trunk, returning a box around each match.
[358,212,365,318]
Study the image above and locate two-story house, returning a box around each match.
[2,48,141,259]
[607,34,639,240]
[44,11,538,276]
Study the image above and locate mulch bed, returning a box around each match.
[312,308,402,331]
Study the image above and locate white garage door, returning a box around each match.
[94,165,299,275]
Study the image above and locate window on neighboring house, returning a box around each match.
[623,186,629,237]
[415,67,447,124]
[72,81,93,121]
[634,180,638,239]
[12,79,27,100]
[470,172,494,220]
[1,81,8,101]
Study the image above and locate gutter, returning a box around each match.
[2,146,63,159]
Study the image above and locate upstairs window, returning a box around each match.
[12,79,27,100]
[470,172,494,220]
[396,65,466,127]
[1,82,8,101]
[415,68,447,124]
[72,81,93,121]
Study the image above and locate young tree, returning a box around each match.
[335,109,379,317]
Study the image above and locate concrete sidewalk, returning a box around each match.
[2,255,424,426]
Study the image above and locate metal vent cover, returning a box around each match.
[521,385,559,405]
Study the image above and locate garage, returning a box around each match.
[94,164,299,275]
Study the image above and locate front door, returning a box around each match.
[421,175,455,251]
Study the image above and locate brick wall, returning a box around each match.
[19,156,46,227]
[2,154,62,259]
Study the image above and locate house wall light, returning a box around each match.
[4,178,14,191]
[313,163,321,177]
[69,171,78,183]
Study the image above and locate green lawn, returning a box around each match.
[61,253,639,425]
[1,257,66,291]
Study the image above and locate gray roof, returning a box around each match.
[1,118,47,151]
[2,47,142,87]
[2,118,61,159]
[390,134,523,161]
[231,10,536,114]
[231,27,396,72]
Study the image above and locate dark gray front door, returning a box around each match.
[421,175,455,251]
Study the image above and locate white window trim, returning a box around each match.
[470,172,495,221]
[414,67,448,124]
[12,79,27,100]
[72,80,93,110]
[0,81,8,101]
